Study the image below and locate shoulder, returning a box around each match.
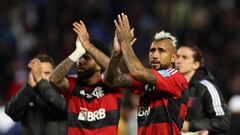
[197,79,224,100]
[198,79,219,93]
[155,69,187,82]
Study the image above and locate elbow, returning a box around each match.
[131,70,144,81]
[49,75,58,85]
[4,104,11,116]
[222,115,231,131]
[103,77,115,87]
[5,105,18,121]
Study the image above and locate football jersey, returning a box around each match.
[131,68,189,135]
[65,77,122,135]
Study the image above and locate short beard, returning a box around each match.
[151,64,169,70]
[77,67,96,82]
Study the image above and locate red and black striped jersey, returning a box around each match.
[131,68,189,135]
[65,77,123,135]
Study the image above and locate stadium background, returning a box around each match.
[0,0,240,134]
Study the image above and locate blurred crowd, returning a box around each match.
[0,0,240,134]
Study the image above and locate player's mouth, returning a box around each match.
[150,60,161,67]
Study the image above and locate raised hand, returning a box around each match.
[28,58,42,83]
[113,28,136,56]
[113,30,122,56]
[73,21,91,49]
[114,13,136,46]
[27,72,37,87]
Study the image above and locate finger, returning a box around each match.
[130,28,134,37]
[79,20,87,32]
[124,15,130,28]
[117,14,123,28]
[29,59,36,65]
[29,72,33,77]
[28,63,32,68]
[121,13,127,27]
[73,22,81,30]
[28,72,34,79]
[79,20,89,38]
[73,29,84,42]
[73,28,81,36]
[114,20,120,31]
[114,29,117,38]
[130,38,137,46]
[73,26,84,37]
[33,58,41,63]
[31,59,40,66]
[73,22,84,35]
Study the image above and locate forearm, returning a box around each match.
[49,58,74,86]
[85,42,110,70]
[104,53,135,89]
[121,42,155,84]
[35,80,67,112]
[104,53,121,86]
[189,116,230,133]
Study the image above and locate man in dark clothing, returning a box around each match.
[5,54,67,135]
[175,45,230,135]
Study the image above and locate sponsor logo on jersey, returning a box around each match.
[78,107,106,122]
[137,106,150,117]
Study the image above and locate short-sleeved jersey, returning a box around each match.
[131,68,189,135]
[65,76,123,135]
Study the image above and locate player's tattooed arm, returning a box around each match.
[73,21,110,70]
[83,42,110,70]
[49,58,74,93]
[103,54,136,89]
[122,44,156,85]
[115,13,156,85]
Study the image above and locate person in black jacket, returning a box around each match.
[5,54,67,135]
[175,45,230,135]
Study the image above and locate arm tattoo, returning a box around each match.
[104,54,136,89]
[85,43,110,70]
[122,44,156,84]
[49,58,75,90]
[113,73,136,89]
[145,69,157,85]
[121,43,156,85]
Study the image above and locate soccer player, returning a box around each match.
[104,13,189,135]
[49,21,134,135]
[175,45,230,135]
[5,54,67,135]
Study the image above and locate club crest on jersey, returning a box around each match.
[78,107,106,122]
[144,84,155,92]
[92,87,104,98]
[79,87,105,99]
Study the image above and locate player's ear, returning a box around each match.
[171,54,177,63]
[96,65,101,72]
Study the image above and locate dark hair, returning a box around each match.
[179,45,204,67]
[90,39,111,57]
[35,54,54,66]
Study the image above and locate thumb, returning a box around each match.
[130,38,137,46]
[130,28,134,37]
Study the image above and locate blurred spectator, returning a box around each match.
[1,0,240,134]
[228,95,240,135]
[0,100,21,135]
